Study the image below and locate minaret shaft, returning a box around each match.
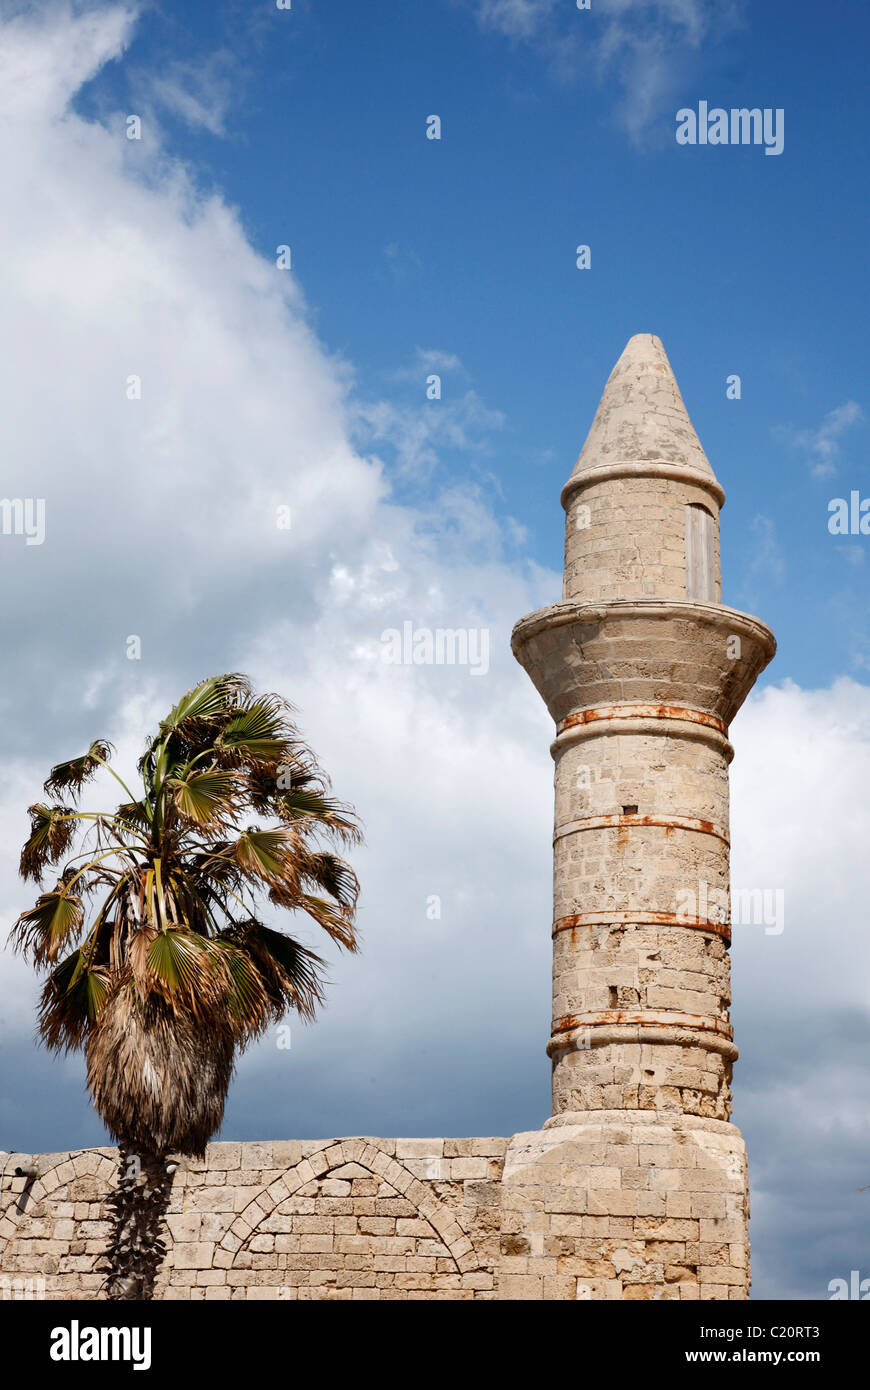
[548,714,735,1119]
[514,595,774,1119]
[505,336,775,1301]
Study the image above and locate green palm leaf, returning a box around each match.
[146,929,211,993]
[38,949,110,1051]
[221,922,324,1022]
[218,701,288,763]
[212,939,269,1030]
[115,799,152,831]
[160,673,251,732]
[169,769,239,826]
[11,889,85,963]
[232,827,291,879]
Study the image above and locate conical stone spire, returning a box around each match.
[565,333,722,494]
[561,335,725,605]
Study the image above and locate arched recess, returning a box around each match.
[215,1138,480,1274]
[0,1148,116,1263]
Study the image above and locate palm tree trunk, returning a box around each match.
[100,1143,175,1300]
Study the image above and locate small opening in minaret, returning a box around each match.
[609,986,618,1007]
[686,503,716,601]
[622,804,638,815]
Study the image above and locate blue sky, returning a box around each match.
[74,0,870,683]
[1,0,869,1302]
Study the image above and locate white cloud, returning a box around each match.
[383,242,423,281]
[355,388,505,480]
[0,1,554,1145]
[730,676,870,1022]
[476,0,558,40]
[727,678,870,1296]
[145,56,236,136]
[470,0,743,141]
[600,0,711,48]
[0,1,135,121]
[385,346,465,386]
[787,400,864,479]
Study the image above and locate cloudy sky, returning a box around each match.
[0,0,868,1301]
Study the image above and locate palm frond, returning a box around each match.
[115,799,152,832]
[219,921,324,1023]
[275,788,362,844]
[160,673,252,733]
[146,929,213,995]
[44,740,113,799]
[211,938,270,1035]
[297,893,358,952]
[216,698,291,765]
[19,802,76,881]
[302,851,360,911]
[10,887,85,964]
[168,769,240,828]
[37,949,109,1052]
[232,826,293,881]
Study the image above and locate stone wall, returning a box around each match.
[500,1116,750,1301]
[0,1122,750,1300]
[0,1137,506,1301]
[562,475,722,604]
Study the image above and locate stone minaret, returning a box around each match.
[504,335,775,1301]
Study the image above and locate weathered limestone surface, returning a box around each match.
[509,334,776,1300]
[0,1139,507,1300]
[498,1114,749,1301]
[0,1120,748,1302]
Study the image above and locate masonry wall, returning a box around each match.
[562,475,722,604]
[0,1124,750,1301]
[0,1138,506,1301]
[500,1116,750,1301]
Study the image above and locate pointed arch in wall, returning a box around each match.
[214,1138,481,1274]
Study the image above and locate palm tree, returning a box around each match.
[10,673,361,1300]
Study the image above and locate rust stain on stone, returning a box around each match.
[551,1009,733,1039]
[558,704,728,736]
[553,814,729,845]
[552,911,731,942]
